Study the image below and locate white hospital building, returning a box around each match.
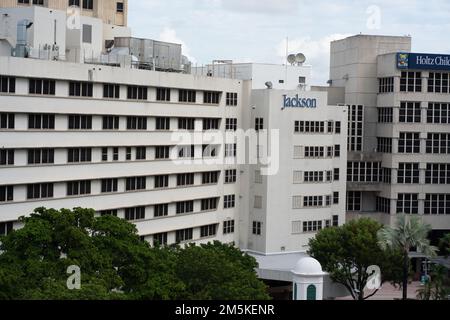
[0,1,348,264]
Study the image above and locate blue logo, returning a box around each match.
[282,95,317,110]
[397,53,409,69]
[397,52,450,71]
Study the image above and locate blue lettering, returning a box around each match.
[282,95,317,110]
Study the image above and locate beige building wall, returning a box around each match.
[0,0,128,26]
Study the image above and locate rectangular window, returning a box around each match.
[126,147,132,161]
[29,78,55,95]
[376,197,391,214]
[378,77,394,93]
[0,149,14,166]
[252,221,262,235]
[154,204,169,218]
[428,72,450,93]
[377,137,393,153]
[127,116,147,130]
[202,171,219,184]
[156,87,171,101]
[28,114,55,129]
[224,194,236,209]
[0,222,14,236]
[427,103,450,124]
[396,193,419,214]
[177,173,195,186]
[424,194,450,215]
[176,201,194,214]
[175,228,193,243]
[102,116,119,130]
[225,144,237,157]
[426,163,450,184]
[103,84,120,99]
[27,183,53,200]
[202,144,217,158]
[225,169,237,184]
[135,147,146,160]
[225,118,237,131]
[0,76,16,93]
[82,0,93,10]
[347,162,381,183]
[378,107,393,123]
[398,132,421,154]
[69,81,93,97]
[302,220,323,233]
[125,177,147,191]
[179,89,196,103]
[294,121,325,134]
[0,186,14,202]
[334,145,341,157]
[125,207,146,221]
[200,224,218,238]
[334,168,340,181]
[0,113,15,129]
[201,198,218,211]
[332,215,339,227]
[333,192,340,205]
[203,91,220,104]
[82,24,92,43]
[226,92,238,106]
[67,180,91,196]
[400,71,422,92]
[155,117,170,130]
[155,146,170,160]
[68,148,92,163]
[348,105,364,151]
[153,232,168,246]
[101,179,118,193]
[127,86,148,100]
[426,133,450,154]
[178,145,195,159]
[223,220,235,235]
[347,191,361,211]
[203,118,220,131]
[154,175,169,189]
[116,2,124,13]
[27,149,54,165]
[397,163,420,184]
[178,118,195,130]
[255,118,264,131]
[68,115,92,130]
[399,102,421,123]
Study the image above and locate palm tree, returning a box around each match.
[377,214,438,300]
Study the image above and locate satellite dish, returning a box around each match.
[265,81,273,89]
[295,53,306,64]
[287,54,296,65]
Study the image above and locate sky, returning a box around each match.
[128,0,450,85]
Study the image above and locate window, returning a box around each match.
[400,71,422,92]
[100,210,117,217]
[27,183,53,200]
[126,177,146,191]
[255,170,263,184]
[252,221,262,235]
[82,0,93,10]
[424,194,450,215]
[101,147,108,162]
[426,133,450,154]
[176,201,194,214]
[176,228,193,243]
[178,145,195,159]
[0,113,15,129]
[0,186,13,202]
[127,116,147,130]
[0,222,14,236]
[202,171,219,184]
[155,117,170,130]
[294,121,325,133]
[101,179,118,193]
[68,148,91,163]
[102,116,119,130]
[225,169,237,184]
[127,86,147,100]
[224,194,236,209]
[178,118,195,130]
[348,105,364,151]
[103,84,120,99]
[29,78,55,95]
[303,196,324,208]
[201,198,218,211]
[302,221,323,233]
[426,163,450,184]
[68,115,92,130]
[156,87,171,101]
[396,194,419,214]
[379,77,394,93]
[135,147,146,160]
[376,197,391,214]
[0,150,14,166]
[154,175,169,189]
[225,118,237,131]
[202,144,217,158]
[203,118,220,131]
[347,162,381,183]
[223,220,235,235]
[125,207,145,221]
[398,132,421,154]
[427,103,450,124]
[203,91,220,104]
[69,0,81,6]
[399,102,421,123]
[153,233,168,246]
[0,76,15,93]
[335,121,341,134]
[377,137,393,153]
[397,163,420,184]
[200,224,218,238]
[177,173,195,186]
[428,72,450,93]
[226,92,238,106]
[255,118,264,131]
[334,168,340,181]
[126,147,132,161]
[69,81,93,97]
[381,167,392,184]
[334,145,341,157]
[155,146,170,160]
[304,146,325,158]
[28,114,55,129]
[333,192,340,205]
[378,107,393,123]
[82,24,92,43]
[116,2,124,13]
[27,149,54,164]
[225,144,237,157]
[154,204,168,218]
[179,89,196,103]
[332,215,339,227]
[304,171,324,183]
[347,191,361,211]
[254,196,262,209]
[67,180,91,196]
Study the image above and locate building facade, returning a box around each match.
[330,35,450,238]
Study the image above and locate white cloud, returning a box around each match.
[158,27,196,63]
[276,34,351,85]
[221,0,299,15]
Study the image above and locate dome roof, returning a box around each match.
[293,257,324,275]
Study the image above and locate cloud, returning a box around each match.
[158,27,196,63]
[221,0,299,15]
[276,34,352,85]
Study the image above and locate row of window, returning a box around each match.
[296,169,340,183]
[381,72,450,94]
[292,193,340,209]
[296,145,341,159]
[294,121,341,134]
[379,103,450,124]
[291,216,340,234]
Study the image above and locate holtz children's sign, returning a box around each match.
[397,52,450,71]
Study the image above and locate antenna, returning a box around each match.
[295,53,306,65]
[287,54,296,65]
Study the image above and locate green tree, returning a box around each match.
[378,214,438,300]
[416,264,449,300]
[439,233,450,258]
[308,218,402,300]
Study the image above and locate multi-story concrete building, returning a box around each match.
[330,35,450,241]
